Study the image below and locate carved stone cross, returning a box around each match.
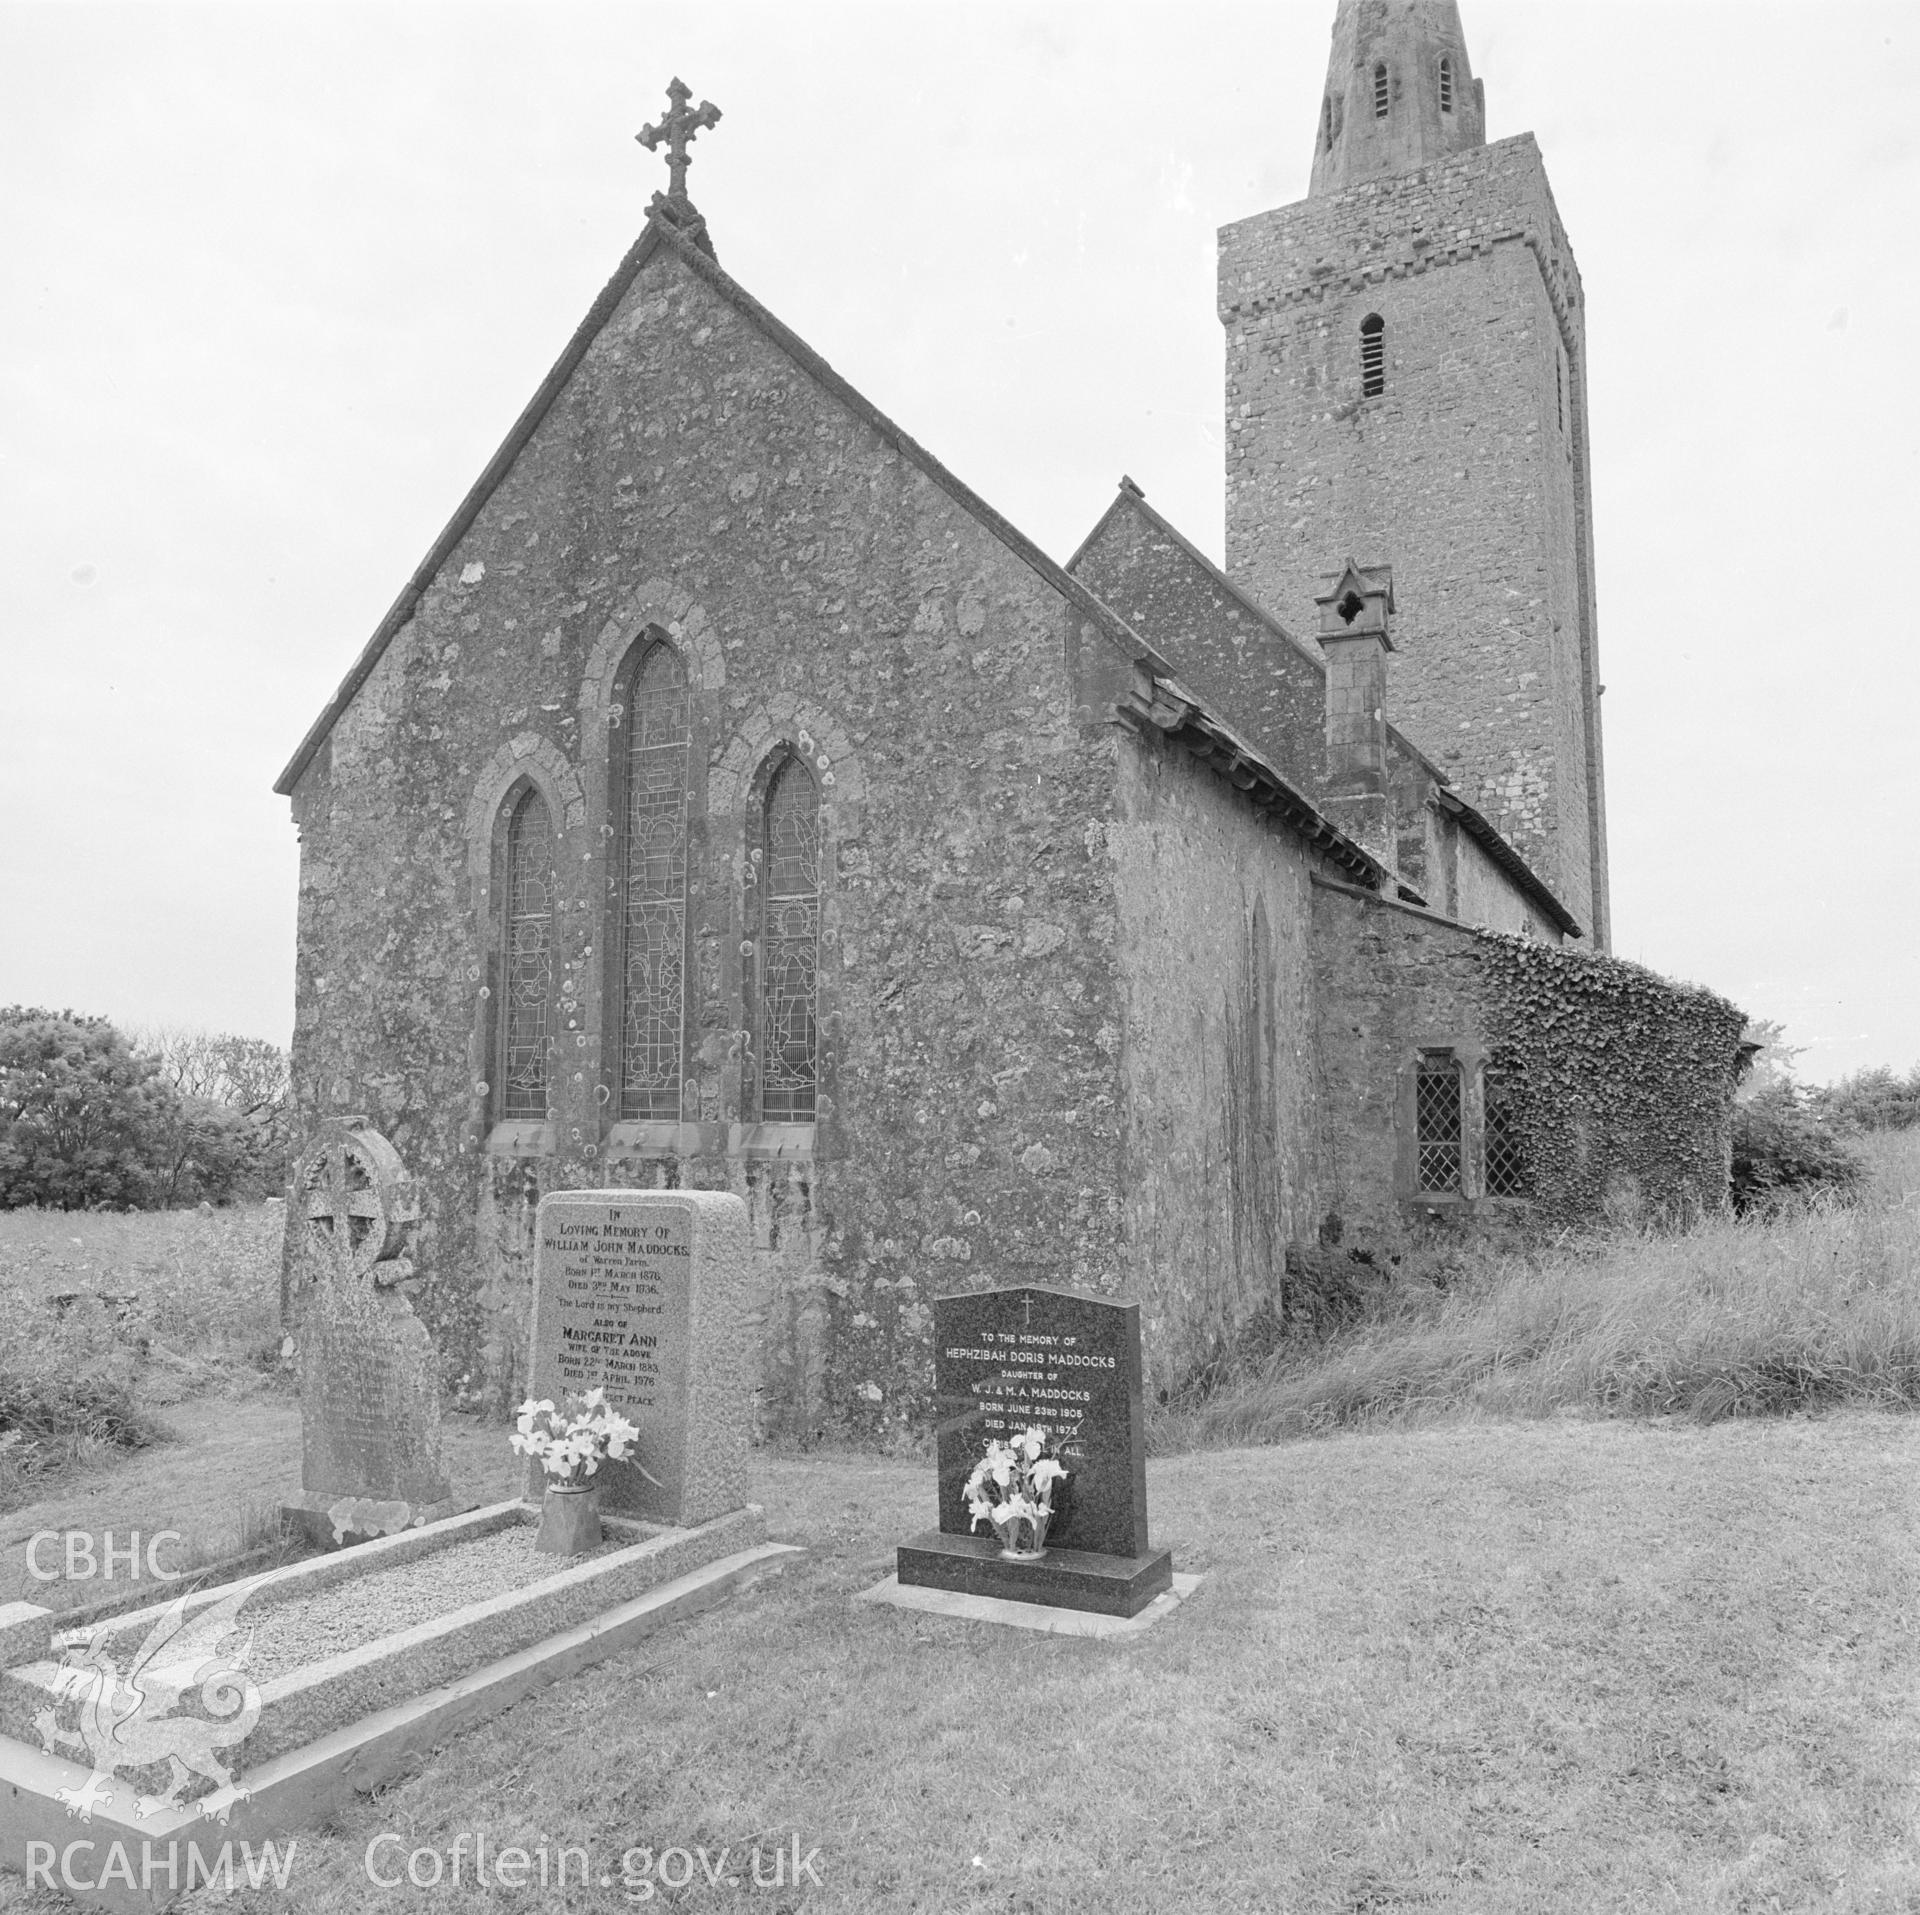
[300,1117,416,1283]
[636,77,722,203]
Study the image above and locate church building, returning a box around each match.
[276,5,1744,1436]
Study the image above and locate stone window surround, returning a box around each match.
[465,577,866,1166]
[465,737,587,1162]
[1395,1039,1530,1211]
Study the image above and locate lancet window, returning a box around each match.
[1439,55,1455,115]
[1373,63,1390,119]
[753,754,820,1123]
[1415,1054,1464,1194]
[500,786,555,1120]
[1483,1069,1529,1197]
[615,640,690,1120]
[1360,313,1386,398]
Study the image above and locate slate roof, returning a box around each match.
[1070,480,1582,939]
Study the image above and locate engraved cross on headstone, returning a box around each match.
[637,77,722,205]
[300,1118,415,1285]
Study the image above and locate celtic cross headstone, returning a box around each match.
[288,1117,452,1538]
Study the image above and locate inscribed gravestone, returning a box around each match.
[529,1190,753,1526]
[292,1118,451,1517]
[930,1285,1150,1557]
[896,1283,1172,1617]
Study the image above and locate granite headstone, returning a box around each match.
[528,1189,753,1526]
[898,1284,1173,1617]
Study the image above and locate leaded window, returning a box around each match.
[754,754,820,1122]
[617,641,690,1119]
[1415,1054,1463,1193]
[501,787,555,1120]
[1484,1070,1529,1196]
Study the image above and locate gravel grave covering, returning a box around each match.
[193,1527,619,1687]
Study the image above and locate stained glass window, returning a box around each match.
[1415,1054,1463,1193]
[755,754,819,1122]
[501,786,554,1120]
[618,642,689,1120]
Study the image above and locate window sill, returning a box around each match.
[486,1120,556,1158]
[732,1122,816,1160]
[606,1121,710,1158]
[603,1121,817,1162]
[1402,1192,1533,1213]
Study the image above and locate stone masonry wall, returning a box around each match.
[288,233,1135,1443]
[1219,135,1609,947]
[1107,731,1326,1397]
[1069,493,1561,932]
[1310,884,1740,1245]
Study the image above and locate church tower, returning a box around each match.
[1219,0,1610,946]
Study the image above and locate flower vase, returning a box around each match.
[992,1504,1053,1562]
[535,1481,602,1556]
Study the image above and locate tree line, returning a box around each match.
[0,1007,292,1210]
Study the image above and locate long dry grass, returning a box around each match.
[0,1203,287,1505]
[1175,1132,1920,1450]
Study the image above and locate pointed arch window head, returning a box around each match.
[616,638,689,1120]
[501,786,555,1120]
[1372,63,1390,120]
[1439,54,1455,115]
[1360,313,1386,398]
[753,753,820,1123]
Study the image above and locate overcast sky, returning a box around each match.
[3,2,1916,1083]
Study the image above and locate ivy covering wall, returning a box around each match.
[1473,932,1746,1226]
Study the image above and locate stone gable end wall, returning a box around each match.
[287,241,1132,1440]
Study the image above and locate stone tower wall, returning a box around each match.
[1220,134,1609,946]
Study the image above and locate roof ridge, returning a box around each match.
[1071,484,1580,937]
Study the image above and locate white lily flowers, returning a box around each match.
[511,1386,644,1487]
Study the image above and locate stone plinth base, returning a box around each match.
[896,1530,1173,1618]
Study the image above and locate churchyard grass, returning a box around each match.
[0,1415,1906,1912]
[0,1167,1914,1907]
[0,1203,286,1509]
[1171,1130,1920,1449]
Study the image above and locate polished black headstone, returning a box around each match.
[929,1284,1151,1558]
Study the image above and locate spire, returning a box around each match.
[1308,0,1485,196]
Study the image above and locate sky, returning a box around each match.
[2,2,1916,1083]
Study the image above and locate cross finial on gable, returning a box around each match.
[637,77,722,208]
